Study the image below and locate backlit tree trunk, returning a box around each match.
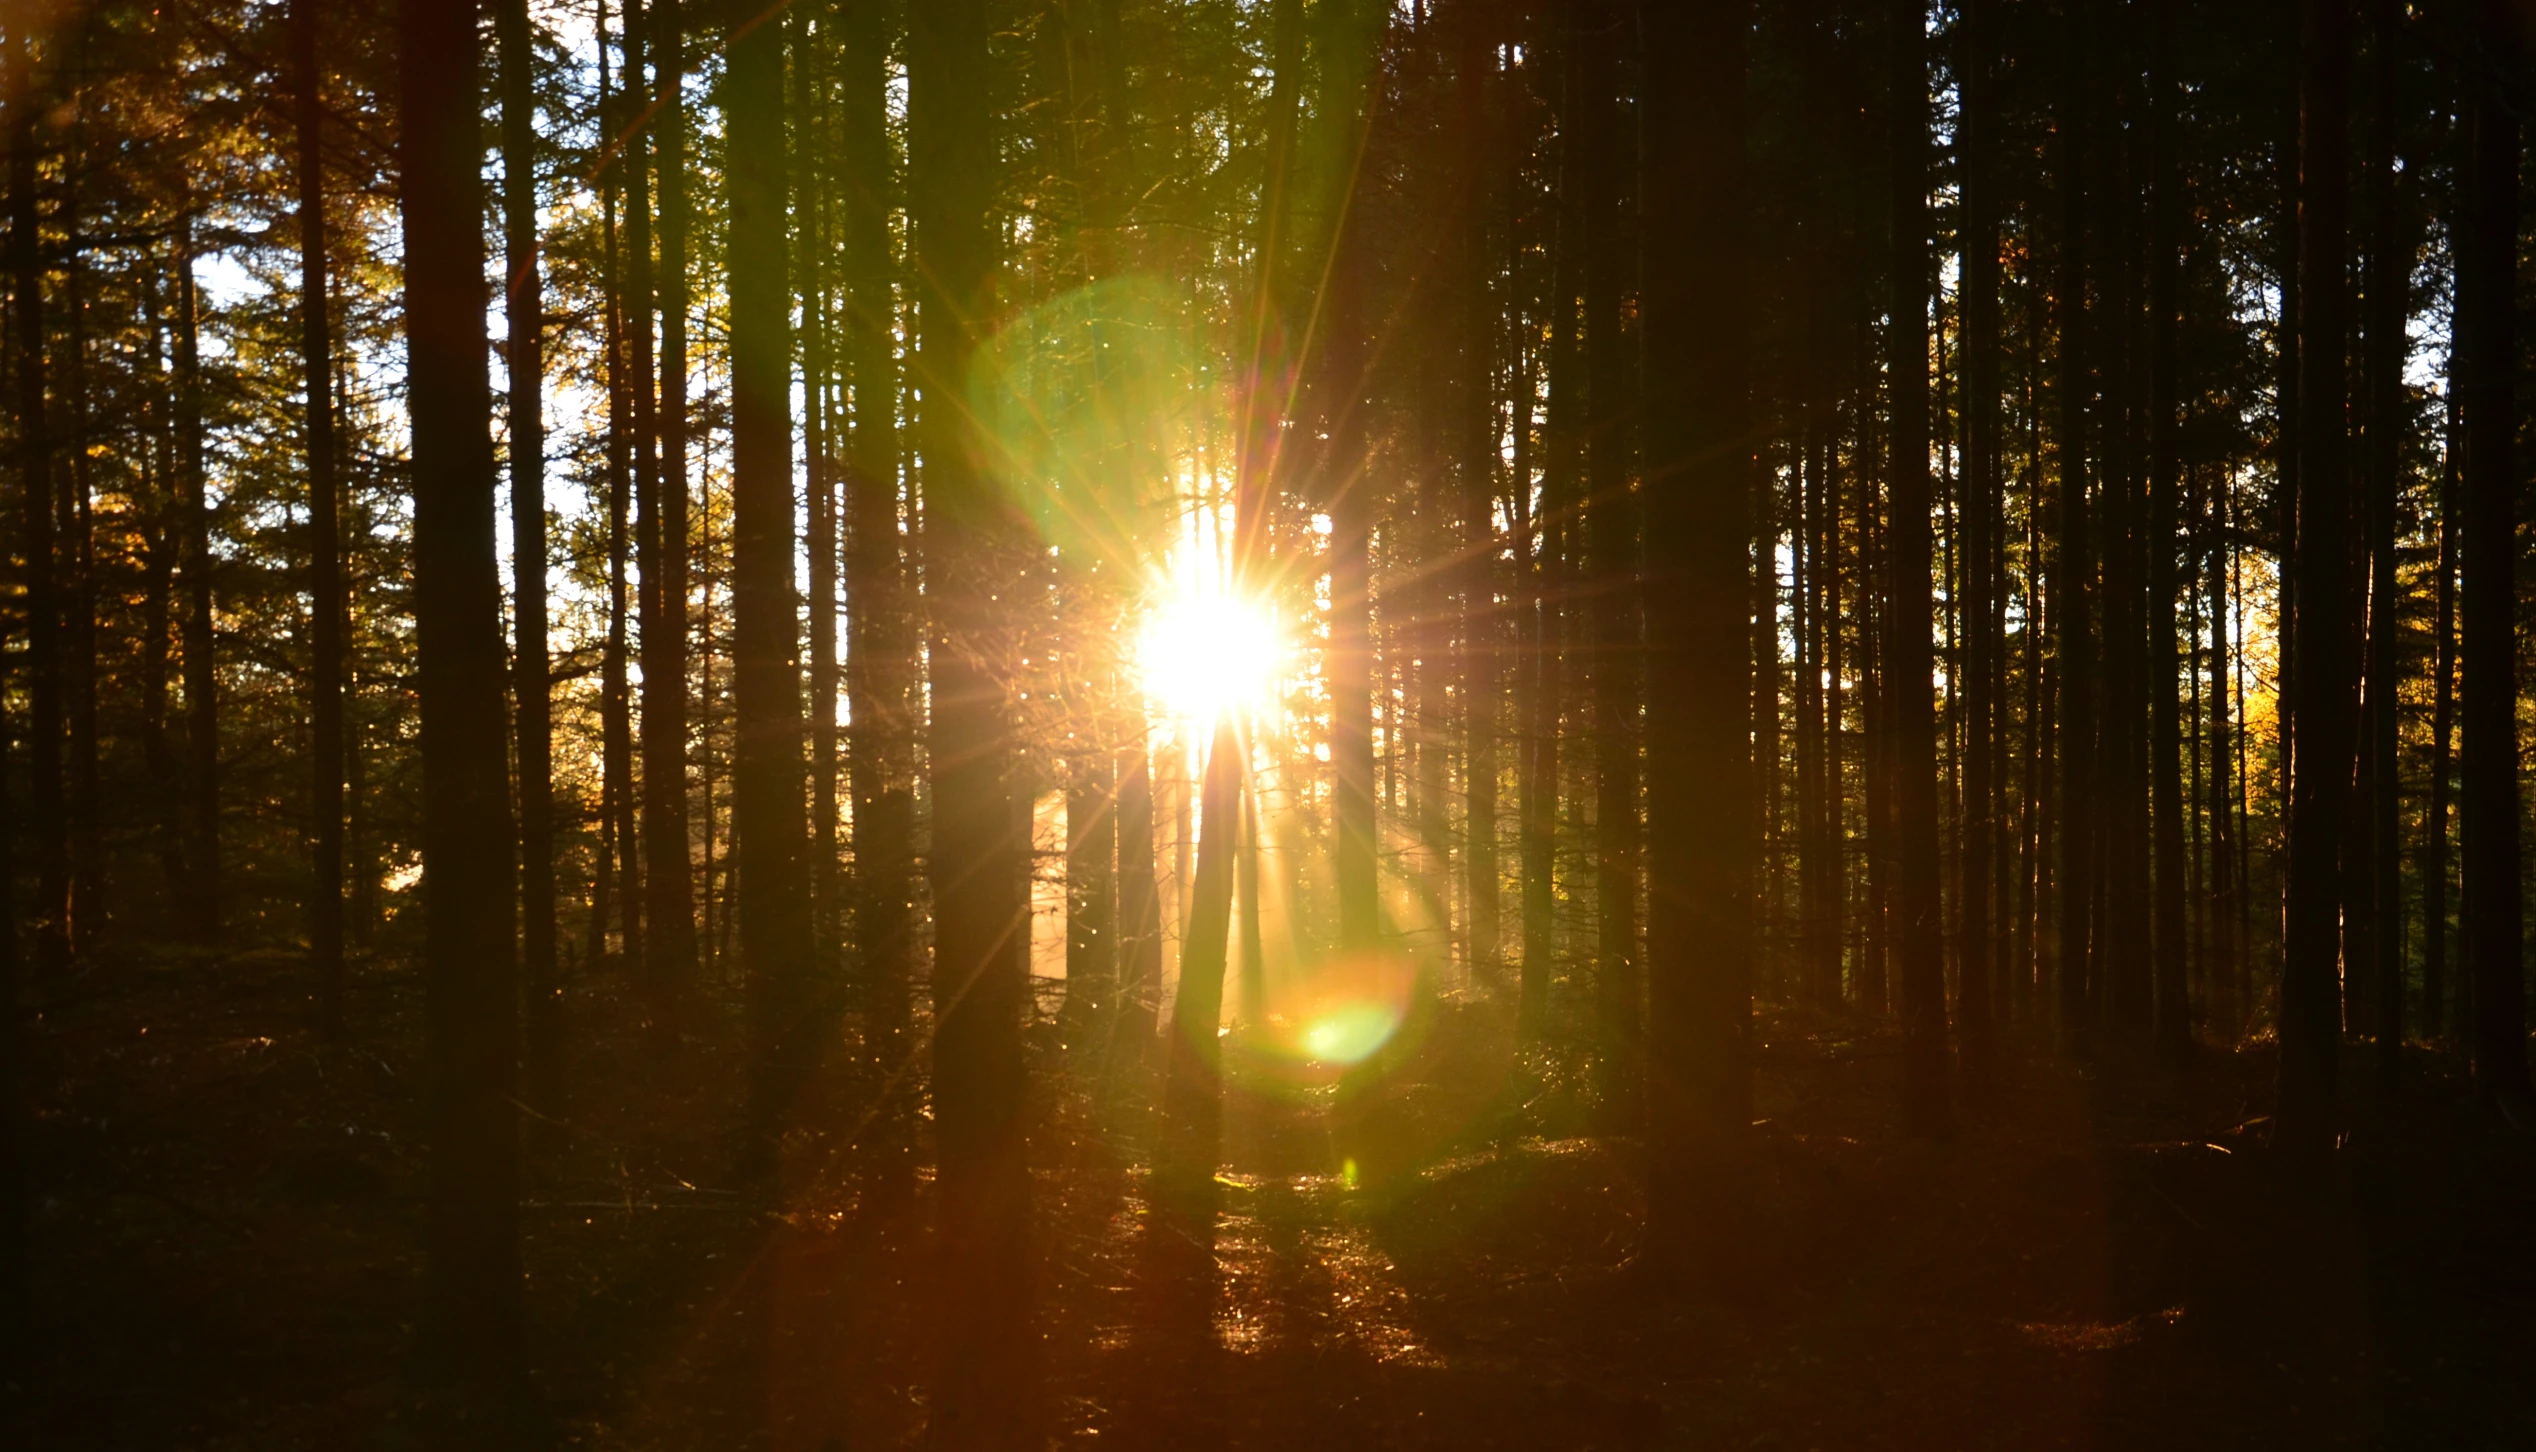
[401,0,522,1398]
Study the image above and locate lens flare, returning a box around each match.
[1137,591,1283,725]
[1301,1002,1404,1065]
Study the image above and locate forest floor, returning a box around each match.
[9,944,2536,1450]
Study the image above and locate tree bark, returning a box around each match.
[594,0,633,972]
[910,0,1037,1438]
[2424,375,2457,1036]
[728,0,817,1174]
[295,0,347,1034]
[2052,0,2095,1050]
[839,0,918,1211]
[2363,0,2405,1084]
[1957,0,2000,1085]
[10,28,63,979]
[1638,0,1753,1269]
[1576,0,1640,1128]
[500,0,558,1112]
[647,0,698,1022]
[2278,0,2354,1160]
[400,0,522,1400]
[1886,0,1950,1136]
[2461,0,2526,1106]
[2149,0,2192,1063]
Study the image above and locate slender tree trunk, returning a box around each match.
[624,0,665,1003]
[500,0,558,1111]
[728,0,817,1173]
[1329,252,1380,955]
[2278,0,2354,1159]
[1638,0,1752,1269]
[1957,0,1999,1086]
[2365,0,2406,1084]
[1456,6,1500,981]
[0,24,35,1369]
[839,0,916,1207]
[648,0,698,1019]
[139,274,188,912]
[1065,695,1117,1038]
[62,191,99,960]
[2053,0,2095,1049]
[401,0,522,1401]
[1887,0,1950,1135]
[2424,376,2457,1036]
[1317,0,1381,966]
[595,0,632,970]
[911,0,1037,1437]
[2208,472,2240,1036]
[11,33,63,979]
[1116,712,1162,1047]
[805,7,841,972]
[177,220,220,948]
[2149,0,2192,1063]
[1518,67,1569,1030]
[291,0,347,1035]
[1577,0,1640,1127]
[2461,0,2526,1106]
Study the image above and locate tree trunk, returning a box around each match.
[2424,376,2456,1036]
[1886,0,1950,1136]
[293,0,346,1038]
[1455,6,1500,982]
[839,0,917,1208]
[1518,0,1575,1036]
[647,0,699,1024]
[2278,0,2354,1160]
[804,7,840,972]
[1576,0,1640,1128]
[2364,0,2405,1085]
[728,0,817,1174]
[11,31,63,980]
[2461,0,2526,1106]
[139,273,189,914]
[500,0,558,1112]
[595,1,633,972]
[2052,0,2095,1049]
[2208,471,2241,1036]
[2149,0,2192,1063]
[62,192,99,960]
[910,0,1037,1438]
[400,0,522,1401]
[1957,0,1999,1085]
[1638,0,1752,1270]
[625,0,665,1006]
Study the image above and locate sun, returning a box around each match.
[1136,590,1284,725]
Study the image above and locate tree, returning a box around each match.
[400,0,522,1401]
[1956,0,2001,1087]
[2149,0,2192,1065]
[1638,0,1752,1270]
[2278,0,2353,1161]
[1887,0,1950,1137]
[839,0,919,1209]
[1576,0,1640,1127]
[646,0,698,1031]
[2361,0,2405,1084]
[727,0,815,1172]
[500,0,559,1114]
[2460,0,2525,1109]
[910,0,1036,1439]
[2053,0,2096,1049]
[12,23,63,980]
